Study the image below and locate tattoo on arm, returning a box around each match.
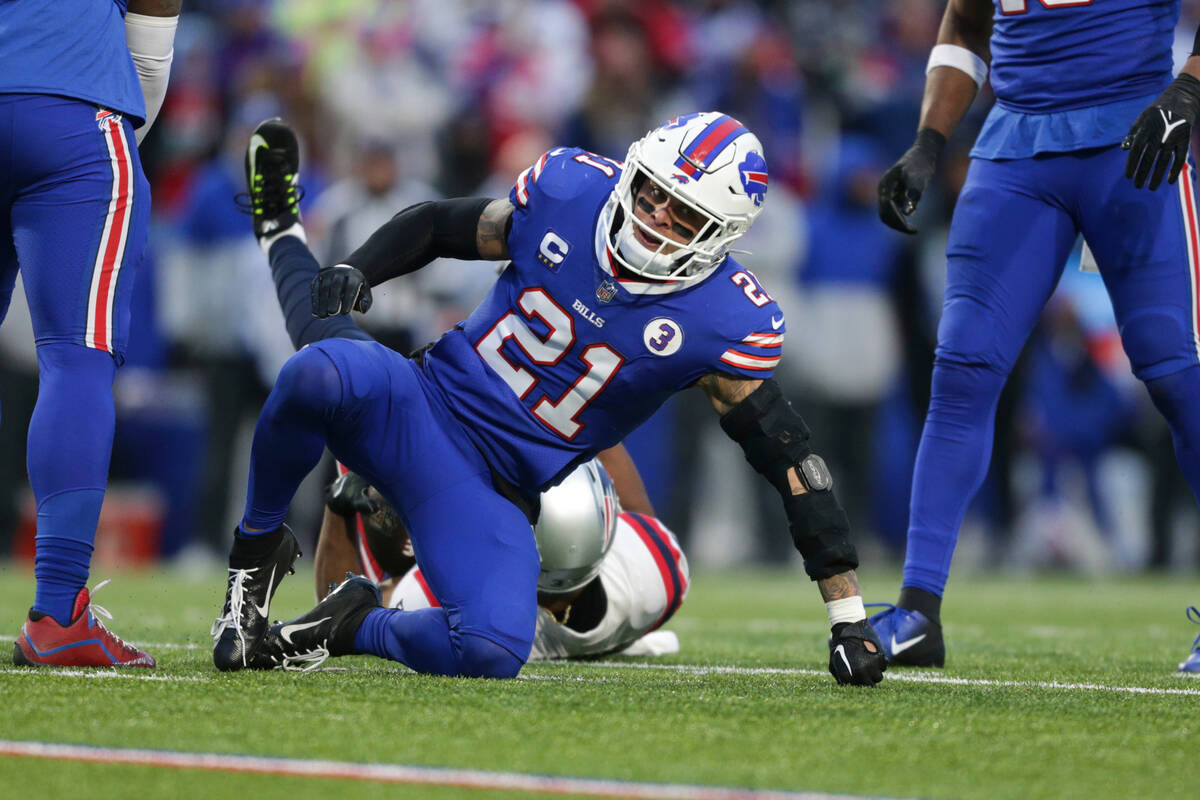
[127,0,183,15]
[696,373,761,415]
[476,199,513,260]
[817,570,861,602]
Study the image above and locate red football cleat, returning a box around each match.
[13,581,155,668]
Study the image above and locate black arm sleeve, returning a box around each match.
[719,379,858,580]
[340,197,496,287]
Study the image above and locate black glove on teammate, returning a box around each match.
[829,619,887,686]
[325,470,378,518]
[311,264,372,318]
[1122,73,1200,191]
[877,128,946,234]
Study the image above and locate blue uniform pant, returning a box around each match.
[243,337,539,673]
[905,145,1200,595]
[0,95,149,622]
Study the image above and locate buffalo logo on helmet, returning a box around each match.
[663,112,703,131]
[738,152,769,207]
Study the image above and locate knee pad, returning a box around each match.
[272,346,343,418]
[454,634,524,679]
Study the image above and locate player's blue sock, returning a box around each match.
[354,607,523,678]
[240,346,343,533]
[1145,364,1200,503]
[903,357,1008,597]
[28,342,116,624]
[269,235,371,349]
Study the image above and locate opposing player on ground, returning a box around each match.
[876,0,1200,669]
[265,451,687,667]
[214,113,885,685]
[5,0,179,668]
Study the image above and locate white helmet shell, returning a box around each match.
[598,111,768,285]
[535,459,620,594]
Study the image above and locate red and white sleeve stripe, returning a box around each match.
[719,331,784,372]
[511,150,553,208]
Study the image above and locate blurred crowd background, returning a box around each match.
[2,0,1200,576]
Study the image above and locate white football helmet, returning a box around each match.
[534,459,620,594]
[598,111,768,284]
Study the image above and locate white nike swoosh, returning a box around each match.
[248,133,268,179]
[1160,109,1187,144]
[833,644,851,675]
[890,632,927,655]
[771,315,784,330]
[251,566,275,618]
[281,617,331,644]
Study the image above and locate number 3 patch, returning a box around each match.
[643,318,683,357]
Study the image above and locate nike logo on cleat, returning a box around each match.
[251,567,276,618]
[248,133,268,179]
[890,633,927,655]
[281,617,331,644]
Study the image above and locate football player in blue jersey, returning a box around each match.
[210,114,887,685]
[4,0,179,669]
[876,0,1200,670]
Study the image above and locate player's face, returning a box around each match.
[631,178,706,252]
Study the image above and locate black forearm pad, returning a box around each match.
[783,492,858,580]
[719,380,813,496]
[720,379,856,579]
[342,197,493,287]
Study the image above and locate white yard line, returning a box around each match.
[570,661,1200,696]
[2,635,1194,696]
[0,739,906,800]
[0,668,205,683]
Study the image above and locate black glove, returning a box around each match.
[828,619,887,686]
[878,128,946,234]
[325,470,378,518]
[1122,73,1200,191]
[311,264,372,318]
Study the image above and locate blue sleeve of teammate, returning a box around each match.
[269,237,374,349]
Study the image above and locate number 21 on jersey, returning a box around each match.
[475,289,624,439]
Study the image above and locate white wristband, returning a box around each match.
[926,43,989,88]
[826,596,866,627]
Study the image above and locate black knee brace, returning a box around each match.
[719,380,858,580]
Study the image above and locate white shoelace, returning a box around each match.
[86,578,115,623]
[276,642,331,672]
[210,567,259,665]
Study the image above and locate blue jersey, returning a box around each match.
[974,0,1176,158]
[0,0,144,123]
[421,148,786,490]
[990,0,1174,113]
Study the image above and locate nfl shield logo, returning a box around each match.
[596,280,618,303]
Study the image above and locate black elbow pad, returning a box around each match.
[720,380,857,580]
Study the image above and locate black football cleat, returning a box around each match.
[211,524,301,671]
[249,574,381,672]
[240,117,304,242]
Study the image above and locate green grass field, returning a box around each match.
[1,563,1197,800]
